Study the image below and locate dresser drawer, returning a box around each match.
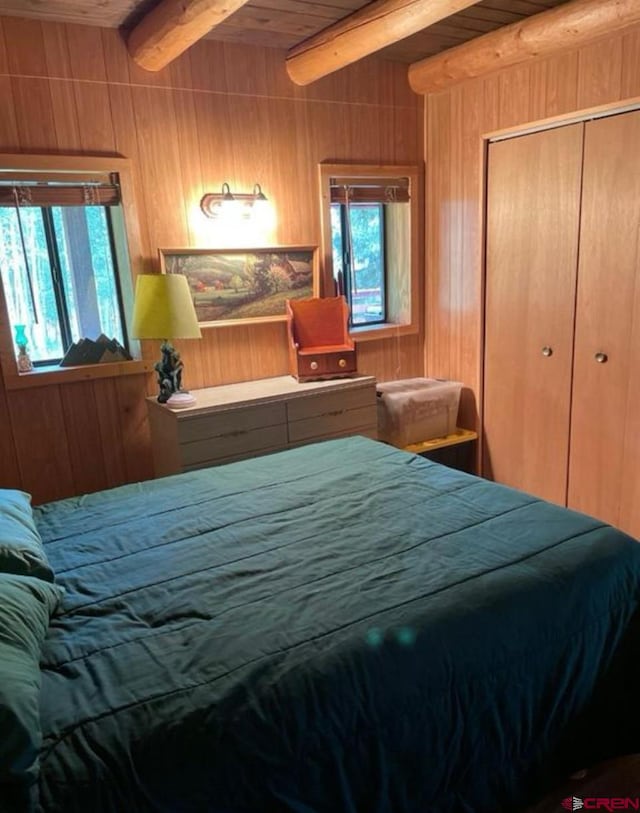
[178,402,287,467]
[296,349,357,379]
[286,383,375,422]
[181,423,288,467]
[288,421,378,450]
[177,402,286,444]
[288,403,377,444]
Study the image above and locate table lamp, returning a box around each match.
[131,273,202,406]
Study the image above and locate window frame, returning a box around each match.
[0,154,152,390]
[319,162,422,342]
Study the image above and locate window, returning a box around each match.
[330,202,386,326]
[319,164,420,340]
[0,171,128,365]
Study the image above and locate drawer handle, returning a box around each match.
[338,358,347,368]
[594,352,608,364]
[327,409,344,417]
[310,361,318,370]
[541,346,553,357]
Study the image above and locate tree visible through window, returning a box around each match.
[0,184,127,365]
[331,202,386,327]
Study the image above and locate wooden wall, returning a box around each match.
[425,23,640,431]
[0,15,424,503]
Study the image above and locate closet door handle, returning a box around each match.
[541,346,553,357]
[594,352,608,364]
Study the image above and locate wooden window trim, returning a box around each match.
[318,162,422,341]
[4,359,154,390]
[0,154,150,391]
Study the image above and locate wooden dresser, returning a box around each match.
[146,375,377,477]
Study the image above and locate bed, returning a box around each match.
[2,435,640,813]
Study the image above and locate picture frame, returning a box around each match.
[159,246,319,327]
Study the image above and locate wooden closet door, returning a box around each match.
[568,110,640,536]
[483,124,584,504]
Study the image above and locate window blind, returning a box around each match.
[329,176,410,204]
[0,172,121,207]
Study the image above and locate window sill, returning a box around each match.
[349,322,419,343]
[3,358,154,391]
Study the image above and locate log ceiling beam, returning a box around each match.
[286,0,481,86]
[127,0,252,72]
[408,0,640,94]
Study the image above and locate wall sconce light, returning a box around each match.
[200,183,268,219]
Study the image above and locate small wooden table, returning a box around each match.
[404,428,478,473]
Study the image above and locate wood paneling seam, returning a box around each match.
[0,70,420,111]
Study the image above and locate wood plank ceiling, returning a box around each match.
[0,0,572,63]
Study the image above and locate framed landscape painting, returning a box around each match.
[159,246,319,327]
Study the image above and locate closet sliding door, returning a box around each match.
[483,124,584,505]
[568,111,640,534]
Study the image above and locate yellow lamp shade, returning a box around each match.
[131,274,202,340]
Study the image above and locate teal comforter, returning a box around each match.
[34,436,640,812]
